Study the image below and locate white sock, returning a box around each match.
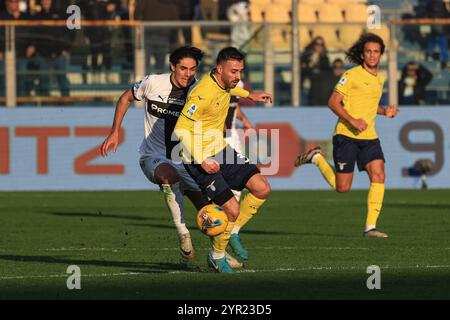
[311,153,321,165]
[161,183,189,235]
[212,250,225,260]
[365,225,376,232]
[231,225,241,235]
[231,189,242,234]
[232,189,241,202]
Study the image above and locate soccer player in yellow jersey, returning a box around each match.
[295,33,399,238]
[174,47,273,273]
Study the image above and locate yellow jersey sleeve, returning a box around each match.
[180,95,205,122]
[175,95,210,164]
[230,86,250,98]
[335,71,353,96]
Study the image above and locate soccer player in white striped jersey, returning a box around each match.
[100,46,208,261]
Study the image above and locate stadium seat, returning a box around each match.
[250,1,266,22]
[272,0,292,5]
[299,26,313,48]
[310,25,340,49]
[338,25,365,47]
[301,0,324,4]
[343,3,368,22]
[367,24,390,43]
[298,3,318,22]
[264,5,290,22]
[270,25,291,49]
[202,33,231,67]
[254,0,272,5]
[191,25,204,48]
[327,0,356,4]
[317,3,344,23]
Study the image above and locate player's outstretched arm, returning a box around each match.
[328,90,368,132]
[236,105,253,129]
[100,90,134,157]
[378,105,399,118]
[248,92,273,104]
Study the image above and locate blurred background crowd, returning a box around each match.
[0,0,449,107]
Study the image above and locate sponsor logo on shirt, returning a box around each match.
[167,97,185,106]
[150,103,180,117]
[187,104,197,116]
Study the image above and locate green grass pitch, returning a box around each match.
[0,190,449,299]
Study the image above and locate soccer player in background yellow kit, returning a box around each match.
[175,47,272,273]
[295,33,399,238]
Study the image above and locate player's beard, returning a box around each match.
[228,80,239,89]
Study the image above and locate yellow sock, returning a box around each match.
[313,154,336,190]
[212,221,235,254]
[233,193,266,232]
[366,183,385,229]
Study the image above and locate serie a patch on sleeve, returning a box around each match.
[338,77,347,86]
[134,79,143,90]
[134,75,149,90]
[187,104,197,116]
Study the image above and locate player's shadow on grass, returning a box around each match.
[128,223,298,235]
[127,263,204,274]
[127,223,178,230]
[0,254,199,273]
[239,229,298,236]
[41,211,165,222]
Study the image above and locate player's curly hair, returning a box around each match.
[216,47,245,64]
[346,33,385,65]
[169,46,204,66]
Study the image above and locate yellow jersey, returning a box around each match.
[334,65,384,140]
[174,72,249,163]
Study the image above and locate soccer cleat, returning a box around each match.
[225,251,244,269]
[228,234,249,261]
[179,233,196,260]
[364,228,388,238]
[294,146,323,167]
[207,251,234,273]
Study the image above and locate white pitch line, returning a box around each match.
[39,246,371,252]
[1,265,449,281]
[42,246,450,251]
[0,272,144,281]
[237,265,450,273]
[1,246,449,253]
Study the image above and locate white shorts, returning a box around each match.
[139,155,200,192]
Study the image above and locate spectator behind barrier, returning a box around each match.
[424,0,449,70]
[398,61,433,105]
[301,36,332,106]
[0,0,34,98]
[31,0,73,97]
[226,0,250,52]
[134,0,180,74]
[78,0,121,82]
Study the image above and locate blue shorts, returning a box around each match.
[184,145,260,205]
[332,134,385,173]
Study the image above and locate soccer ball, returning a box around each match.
[196,204,228,236]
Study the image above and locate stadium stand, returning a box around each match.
[1,0,448,107]
[342,3,368,22]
